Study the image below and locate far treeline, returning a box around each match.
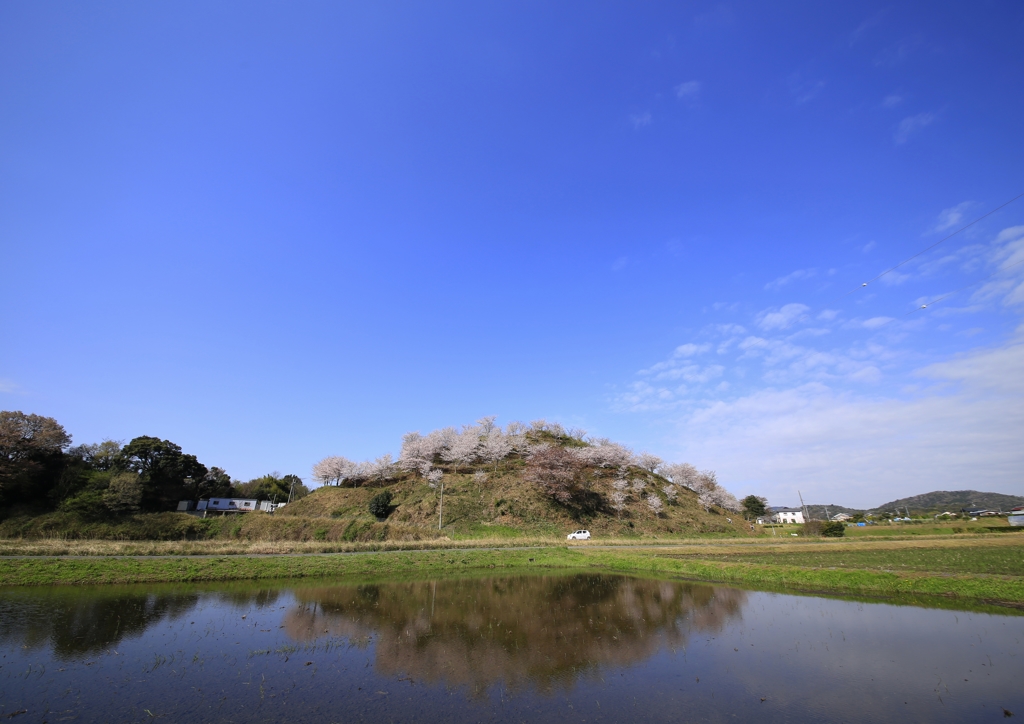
[0,411,309,519]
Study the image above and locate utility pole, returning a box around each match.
[438,481,444,531]
[798,490,810,522]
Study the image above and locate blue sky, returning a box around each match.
[2,1,1022,508]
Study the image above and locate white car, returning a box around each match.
[566,530,591,541]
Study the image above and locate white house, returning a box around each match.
[830,512,852,522]
[203,498,258,512]
[772,508,805,524]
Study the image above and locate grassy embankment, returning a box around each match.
[2,532,1022,607]
[0,451,753,544]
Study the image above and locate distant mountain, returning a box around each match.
[871,490,1024,515]
[804,504,864,519]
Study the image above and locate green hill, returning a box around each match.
[0,424,752,542]
[267,454,748,542]
[803,504,864,519]
[871,490,1024,515]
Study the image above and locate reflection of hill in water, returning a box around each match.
[0,587,282,659]
[286,574,746,693]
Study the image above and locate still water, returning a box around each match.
[1,573,1021,723]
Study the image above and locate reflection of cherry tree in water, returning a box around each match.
[284,574,746,696]
[0,586,282,659]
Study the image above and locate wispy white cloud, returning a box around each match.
[674,80,701,101]
[674,343,711,357]
[894,112,935,143]
[874,35,924,67]
[765,268,817,291]
[878,270,911,286]
[931,202,971,233]
[849,9,888,46]
[861,316,893,329]
[652,364,725,383]
[666,333,1024,507]
[615,226,1024,506]
[0,379,21,394]
[712,323,747,336]
[787,73,825,105]
[882,93,903,108]
[756,303,810,330]
[630,112,652,129]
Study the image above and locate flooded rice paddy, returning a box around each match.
[1,572,1021,722]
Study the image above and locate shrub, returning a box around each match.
[802,520,825,537]
[803,520,845,537]
[368,490,393,519]
[58,489,107,519]
[821,521,845,537]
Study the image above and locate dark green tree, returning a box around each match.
[233,472,307,503]
[0,411,72,506]
[741,495,768,519]
[184,467,233,500]
[118,436,208,511]
[368,490,393,519]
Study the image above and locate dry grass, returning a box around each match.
[2,528,1019,558]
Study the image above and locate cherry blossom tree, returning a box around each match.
[425,468,443,488]
[610,490,627,516]
[398,432,431,472]
[477,416,498,435]
[662,485,678,504]
[574,441,634,469]
[312,456,355,487]
[442,426,480,473]
[367,454,396,485]
[524,446,598,514]
[503,419,528,436]
[714,488,741,511]
[480,430,513,471]
[636,452,663,474]
[645,494,664,516]
[663,462,701,490]
[692,470,720,511]
[565,426,588,441]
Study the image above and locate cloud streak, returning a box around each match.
[895,112,935,143]
[612,225,1024,507]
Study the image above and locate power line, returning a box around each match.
[904,257,1024,316]
[840,191,1024,299]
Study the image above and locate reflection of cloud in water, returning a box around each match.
[285,574,747,694]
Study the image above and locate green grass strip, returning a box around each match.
[2,547,1022,607]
